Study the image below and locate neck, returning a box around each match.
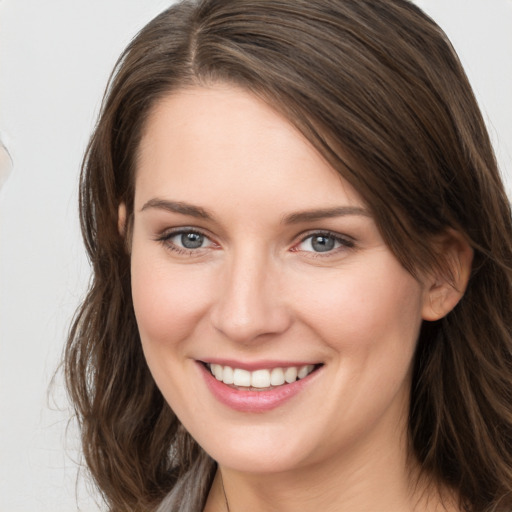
[206,439,458,512]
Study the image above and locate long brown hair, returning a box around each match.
[65,1,512,510]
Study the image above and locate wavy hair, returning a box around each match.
[65,1,512,510]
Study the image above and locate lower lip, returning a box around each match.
[199,363,320,413]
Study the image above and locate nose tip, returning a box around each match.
[210,260,291,344]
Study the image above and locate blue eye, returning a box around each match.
[159,229,214,253]
[176,232,206,249]
[297,233,353,253]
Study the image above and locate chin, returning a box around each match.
[212,449,306,475]
[192,424,318,475]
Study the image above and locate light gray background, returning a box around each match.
[1,1,511,510]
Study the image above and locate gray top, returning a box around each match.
[155,454,216,512]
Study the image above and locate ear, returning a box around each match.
[422,229,473,321]
[118,202,127,236]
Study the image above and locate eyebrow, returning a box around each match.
[140,198,215,220]
[140,198,370,224]
[282,206,371,224]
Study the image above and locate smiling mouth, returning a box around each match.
[204,363,321,391]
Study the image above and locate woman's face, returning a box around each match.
[130,85,432,474]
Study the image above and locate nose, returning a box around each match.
[210,249,292,344]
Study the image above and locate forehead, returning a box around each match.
[135,85,364,214]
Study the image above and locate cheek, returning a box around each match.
[292,258,425,354]
[130,249,213,347]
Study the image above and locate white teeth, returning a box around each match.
[284,366,298,383]
[251,369,271,388]
[298,365,314,379]
[223,365,234,384]
[233,368,251,387]
[212,364,223,381]
[208,363,316,389]
[270,367,285,386]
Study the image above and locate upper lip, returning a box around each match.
[199,358,322,371]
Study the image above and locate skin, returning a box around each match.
[126,84,469,512]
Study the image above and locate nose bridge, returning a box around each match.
[211,243,289,343]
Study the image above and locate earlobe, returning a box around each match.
[118,203,127,237]
[421,230,473,321]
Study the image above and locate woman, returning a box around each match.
[65,0,512,511]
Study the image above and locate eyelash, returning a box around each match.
[155,228,355,257]
[156,228,216,256]
[293,231,355,257]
